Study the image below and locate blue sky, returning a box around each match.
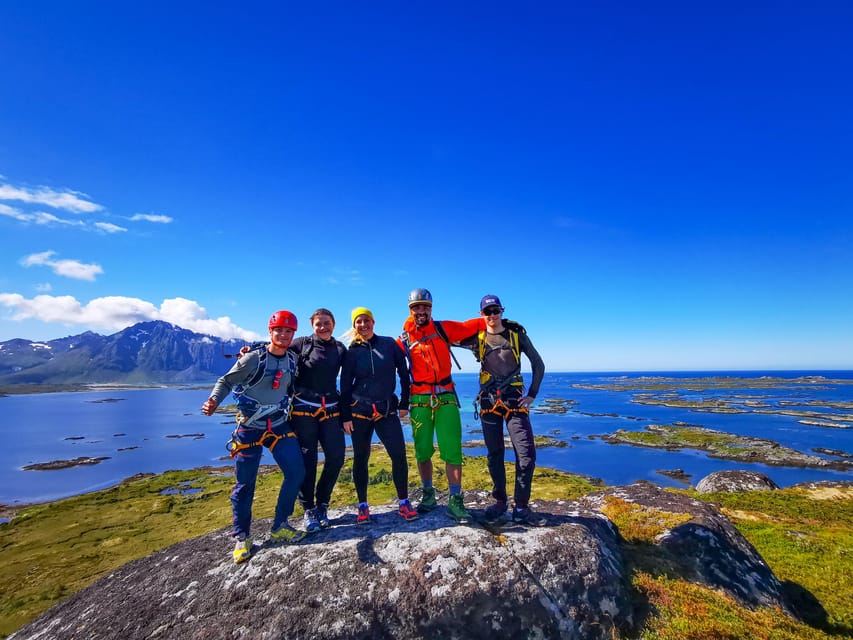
[1,1,851,372]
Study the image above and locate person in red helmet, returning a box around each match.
[202,310,307,563]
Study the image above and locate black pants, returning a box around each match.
[291,412,346,510]
[481,398,537,508]
[349,413,409,504]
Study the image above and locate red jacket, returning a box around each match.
[398,316,485,394]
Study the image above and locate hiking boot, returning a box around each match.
[483,500,508,523]
[303,508,321,534]
[270,523,306,544]
[417,486,437,513]
[357,504,371,525]
[232,537,251,564]
[512,507,547,527]
[398,500,419,522]
[446,494,472,523]
[316,503,331,528]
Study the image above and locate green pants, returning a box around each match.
[410,393,463,466]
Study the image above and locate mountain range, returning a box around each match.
[0,321,249,384]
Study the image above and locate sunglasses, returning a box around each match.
[483,307,502,316]
[272,369,283,390]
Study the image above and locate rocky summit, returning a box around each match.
[11,484,802,640]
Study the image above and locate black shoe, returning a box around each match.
[512,507,547,527]
[483,500,508,523]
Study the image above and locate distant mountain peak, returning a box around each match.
[0,322,243,384]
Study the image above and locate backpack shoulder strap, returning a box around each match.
[434,321,461,370]
[510,329,521,364]
[398,331,414,383]
[241,349,267,391]
[502,319,526,334]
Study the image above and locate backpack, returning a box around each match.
[468,320,526,391]
[399,320,462,379]
[454,319,526,363]
[233,348,297,409]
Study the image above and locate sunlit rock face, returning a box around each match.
[12,486,802,640]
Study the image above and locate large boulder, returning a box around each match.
[11,491,633,640]
[696,470,780,494]
[579,482,793,616]
[11,486,802,639]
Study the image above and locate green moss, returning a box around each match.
[601,496,693,544]
[635,573,836,640]
[691,487,853,634]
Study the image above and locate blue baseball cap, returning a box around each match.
[480,294,503,311]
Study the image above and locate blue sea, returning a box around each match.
[1,371,851,505]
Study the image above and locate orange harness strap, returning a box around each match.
[352,403,387,422]
[227,418,297,458]
[477,389,529,421]
[290,396,340,422]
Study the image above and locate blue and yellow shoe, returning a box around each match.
[232,537,251,564]
[270,523,306,544]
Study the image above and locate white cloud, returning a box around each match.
[20,251,104,281]
[0,204,87,227]
[31,211,86,226]
[0,293,262,341]
[94,221,128,233]
[130,213,173,224]
[0,203,25,219]
[35,283,53,292]
[0,184,103,213]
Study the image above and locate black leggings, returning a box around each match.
[291,413,346,509]
[349,413,409,504]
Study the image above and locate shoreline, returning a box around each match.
[3,370,853,397]
[0,464,235,518]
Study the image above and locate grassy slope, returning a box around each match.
[1,452,850,639]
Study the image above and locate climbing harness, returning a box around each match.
[236,402,290,427]
[226,418,298,458]
[290,394,339,422]
[475,388,529,422]
[350,398,394,422]
[410,390,458,420]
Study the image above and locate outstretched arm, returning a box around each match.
[518,332,545,407]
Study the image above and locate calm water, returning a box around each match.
[2,371,851,505]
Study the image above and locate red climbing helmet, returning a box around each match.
[268,310,298,330]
